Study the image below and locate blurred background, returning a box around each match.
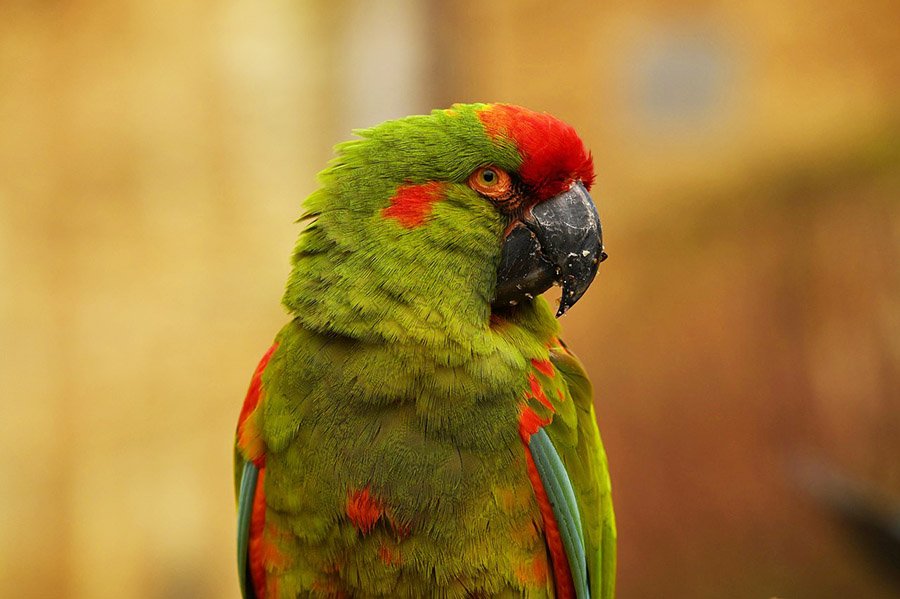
[1,1,898,597]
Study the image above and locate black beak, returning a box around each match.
[492,181,606,317]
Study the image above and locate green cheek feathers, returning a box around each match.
[382,181,447,228]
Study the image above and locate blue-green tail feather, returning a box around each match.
[237,460,259,599]
[531,427,590,599]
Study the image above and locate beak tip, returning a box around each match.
[555,279,588,318]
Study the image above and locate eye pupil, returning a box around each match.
[467,166,509,197]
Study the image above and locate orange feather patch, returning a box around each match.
[346,487,384,534]
[378,541,403,566]
[387,514,411,540]
[514,550,551,586]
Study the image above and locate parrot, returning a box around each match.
[234,102,616,598]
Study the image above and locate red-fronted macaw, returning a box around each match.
[235,103,615,598]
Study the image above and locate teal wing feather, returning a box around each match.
[530,427,590,598]
[237,460,259,599]
[546,343,617,599]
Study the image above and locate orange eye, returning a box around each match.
[468,166,512,197]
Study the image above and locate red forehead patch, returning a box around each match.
[478,104,594,201]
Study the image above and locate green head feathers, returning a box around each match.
[283,103,598,348]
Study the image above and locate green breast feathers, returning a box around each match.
[234,103,615,598]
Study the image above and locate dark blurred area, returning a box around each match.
[1,1,898,598]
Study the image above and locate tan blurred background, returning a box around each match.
[1,1,898,597]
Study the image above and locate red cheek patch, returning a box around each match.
[382,181,446,228]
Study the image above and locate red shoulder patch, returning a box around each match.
[518,405,552,443]
[237,343,279,466]
[382,181,447,228]
[519,371,556,442]
[477,104,594,201]
[531,358,556,378]
[528,374,553,410]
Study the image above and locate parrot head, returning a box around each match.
[284,103,606,343]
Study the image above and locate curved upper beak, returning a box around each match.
[492,181,606,317]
